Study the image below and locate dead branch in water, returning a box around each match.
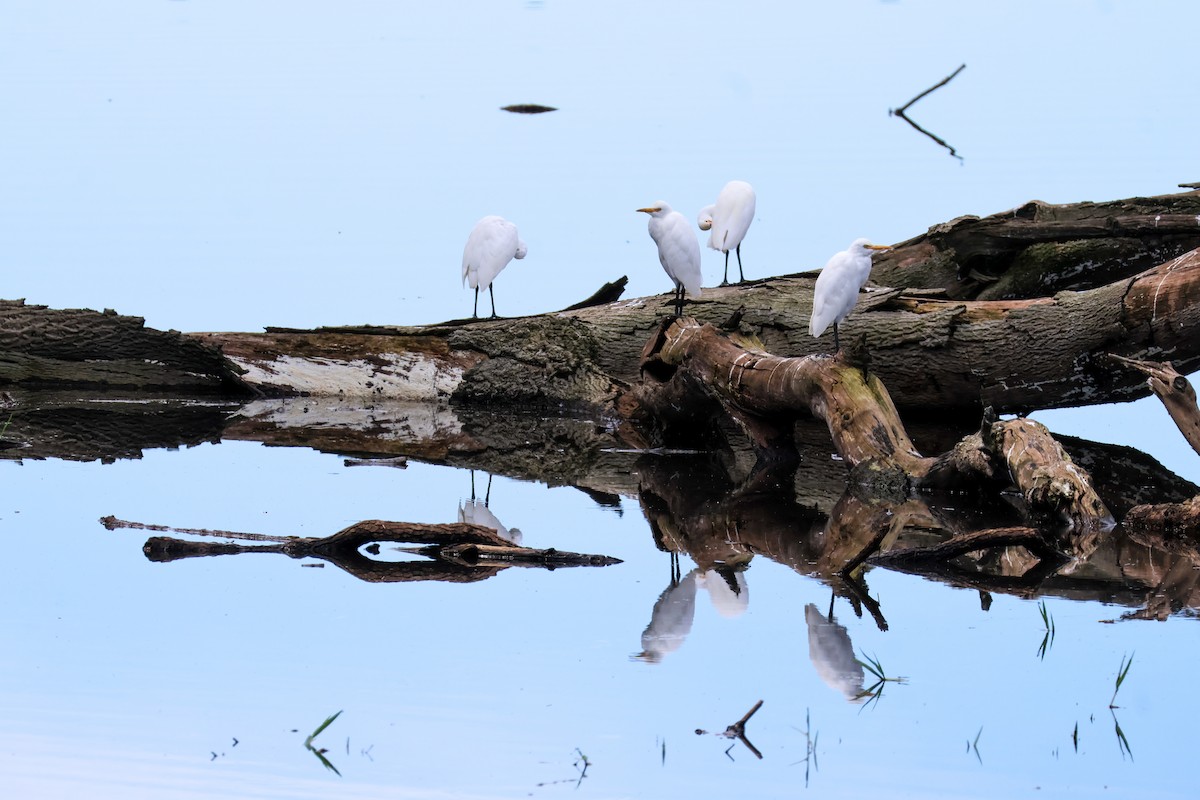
[104,516,620,583]
[696,700,765,760]
[889,64,966,161]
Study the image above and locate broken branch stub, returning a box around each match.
[1109,355,1200,458]
[639,318,927,472]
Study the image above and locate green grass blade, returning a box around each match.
[855,652,885,682]
[310,746,343,776]
[1111,653,1134,706]
[305,710,343,746]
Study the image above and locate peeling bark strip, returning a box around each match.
[193,331,486,400]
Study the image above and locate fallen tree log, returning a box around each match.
[181,243,1200,415]
[5,193,1200,415]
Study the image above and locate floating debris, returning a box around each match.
[501,104,557,114]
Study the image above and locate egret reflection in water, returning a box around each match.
[805,602,865,701]
[634,564,750,663]
[458,470,522,544]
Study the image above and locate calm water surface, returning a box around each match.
[2,2,1199,798]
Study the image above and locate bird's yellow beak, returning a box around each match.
[636,207,661,214]
[866,244,891,251]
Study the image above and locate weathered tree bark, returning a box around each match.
[871,191,1200,300]
[0,300,248,392]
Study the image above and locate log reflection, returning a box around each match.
[633,452,1200,622]
[107,517,619,584]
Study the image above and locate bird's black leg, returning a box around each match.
[721,251,730,287]
[485,474,492,506]
[736,244,745,283]
[470,469,477,501]
[473,288,480,319]
[833,323,841,351]
[675,284,684,317]
[489,285,498,319]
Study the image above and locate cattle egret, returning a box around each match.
[698,180,756,285]
[809,238,890,350]
[637,202,702,317]
[462,215,527,319]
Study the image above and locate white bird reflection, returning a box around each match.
[634,564,750,663]
[458,471,522,545]
[697,568,749,619]
[804,603,865,701]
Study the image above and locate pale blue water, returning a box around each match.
[2,2,1199,798]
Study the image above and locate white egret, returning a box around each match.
[461,215,527,319]
[809,238,890,351]
[637,202,702,317]
[698,180,756,285]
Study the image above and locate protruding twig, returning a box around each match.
[697,700,765,760]
[889,64,966,161]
